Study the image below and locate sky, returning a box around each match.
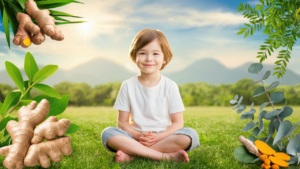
[0,0,300,75]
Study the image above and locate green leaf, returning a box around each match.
[234,94,238,100]
[273,120,293,145]
[24,52,39,84]
[232,104,240,110]
[65,123,80,135]
[248,63,263,74]
[237,96,243,104]
[2,7,10,49]
[32,95,69,117]
[259,102,269,111]
[242,109,256,115]
[250,102,254,110]
[237,105,246,114]
[5,61,24,94]
[15,100,33,111]
[55,21,86,25]
[16,0,26,10]
[250,80,261,84]
[262,70,271,80]
[264,109,282,119]
[253,127,260,137]
[287,122,300,137]
[0,136,12,148]
[257,111,265,136]
[287,156,299,165]
[32,84,61,99]
[287,134,300,156]
[270,91,284,103]
[253,86,265,97]
[278,107,293,119]
[0,91,22,116]
[230,100,237,104]
[243,121,255,131]
[49,10,82,18]
[22,80,31,100]
[240,114,254,120]
[33,65,58,84]
[267,119,275,142]
[237,30,245,35]
[234,145,258,163]
[248,135,257,142]
[267,81,279,90]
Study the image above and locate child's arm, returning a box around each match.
[155,112,184,142]
[117,110,140,140]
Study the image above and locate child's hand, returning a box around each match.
[138,131,157,147]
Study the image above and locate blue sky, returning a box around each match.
[0,0,300,75]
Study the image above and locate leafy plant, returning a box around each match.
[0,51,80,147]
[0,0,86,49]
[236,0,300,79]
[230,63,300,165]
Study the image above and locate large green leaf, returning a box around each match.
[37,0,83,9]
[24,52,39,84]
[253,86,265,97]
[243,121,255,131]
[2,7,10,49]
[0,136,12,148]
[15,100,32,111]
[16,0,27,10]
[5,61,24,94]
[248,63,263,74]
[0,91,22,116]
[267,81,279,90]
[234,145,258,163]
[273,120,293,145]
[32,65,58,84]
[262,70,271,80]
[287,156,299,165]
[32,95,69,117]
[270,91,284,103]
[4,3,19,35]
[66,123,80,135]
[287,134,300,156]
[32,84,61,99]
[49,10,82,18]
[0,102,2,115]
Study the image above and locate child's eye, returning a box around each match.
[154,53,159,55]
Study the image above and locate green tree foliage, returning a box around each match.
[236,0,300,78]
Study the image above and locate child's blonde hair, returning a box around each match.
[129,28,173,71]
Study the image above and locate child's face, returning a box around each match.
[135,38,166,74]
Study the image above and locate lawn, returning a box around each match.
[1,106,300,169]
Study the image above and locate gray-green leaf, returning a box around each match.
[5,61,24,94]
[267,81,279,90]
[240,114,254,120]
[270,91,284,103]
[262,70,271,80]
[242,109,256,115]
[259,102,269,111]
[32,84,61,99]
[234,94,238,100]
[287,122,300,137]
[248,135,257,142]
[253,86,265,97]
[267,119,275,142]
[24,52,39,84]
[234,145,258,163]
[253,127,260,137]
[273,120,293,145]
[287,134,300,156]
[0,91,22,116]
[230,100,237,104]
[32,65,58,84]
[287,156,299,165]
[264,109,282,119]
[238,96,243,104]
[232,104,240,110]
[250,80,261,84]
[243,121,255,131]
[250,102,254,110]
[66,123,80,135]
[248,63,263,74]
[278,107,293,119]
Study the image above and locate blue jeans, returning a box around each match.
[101,126,200,153]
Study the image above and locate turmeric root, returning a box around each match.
[273,153,290,161]
[239,135,260,156]
[271,164,279,169]
[31,116,71,144]
[0,99,50,169]
[255,140,276,155]
[269,156,289,168]
[24,136,73,168]
[13,13,40,48]
[25,0,64,41]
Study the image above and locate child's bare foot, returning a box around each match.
[115,150,134,163]
[167,150,189,163]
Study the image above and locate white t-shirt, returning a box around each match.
[113,74,185,132]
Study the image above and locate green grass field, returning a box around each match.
[1,106,300,169]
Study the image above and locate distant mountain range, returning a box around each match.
[1,58,300,87]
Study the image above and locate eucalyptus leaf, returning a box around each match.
[240,114,253,120]
[238,96,243,104]
[267,81,279,90]
[248,135,257,142]
[259,102,270,111]
[270,91,284,103]
[287,122,300,137]
[248,63,263,74]
[262,70,271,80]
[250,102,254,110]
[253,86,265,97]
[273,120,293,145]
[5,61,24,94]
[264,109,282,119]
[278,107,293,119]
[32,84,61,99]
[253,127,260,137]
[257,111,264,136]
[232,104,240,110]
[267,119,275,142]
[32,65,58,84]
[243,121,255,131]
[234,145,258,163]
[287,156,299,165]
[250,80,261,84]
[230,100,237,104]
[66,123,80,135]
[287,134,300,156]
[234,94,238,100]
[242,109,256,115]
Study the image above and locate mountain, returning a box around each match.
[1,58,300,87]
[164,58,300,85]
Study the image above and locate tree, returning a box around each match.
[236,0,300,78]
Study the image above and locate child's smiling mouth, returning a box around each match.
[143,64,155,67]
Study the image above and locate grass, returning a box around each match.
[1,106,300,169]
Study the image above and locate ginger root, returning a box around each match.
[31,116,71,144]
[25,0,64,41]
[239,135,260,156]
[0,99,50,169]
[24,137,72,168]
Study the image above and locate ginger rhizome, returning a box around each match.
[24,137,72,168]
[254,140,290,169]
[31,116,71,144]
[239,135,260,156]
[0,99,50,169]
[25,0,64,41]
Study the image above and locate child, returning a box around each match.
[101,28,200,163]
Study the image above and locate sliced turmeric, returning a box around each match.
[271,164,279,169]
[269,156,289,168]
[273,153,290,161]
[254,140,276,155]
